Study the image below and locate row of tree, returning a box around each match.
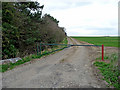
[0,2,2,60]
[2,1,67,59]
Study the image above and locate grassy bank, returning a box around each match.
[41,37,68,55]
[61,37,68,45]
[0,37,68,72]
[72,36,119,88]
[72,37,119,47]
[94,53,120,89]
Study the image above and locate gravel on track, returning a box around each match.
[2,38,106,88]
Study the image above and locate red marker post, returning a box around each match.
[102,44,104,61]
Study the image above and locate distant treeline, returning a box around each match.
[2,1,67,59]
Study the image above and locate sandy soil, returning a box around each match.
[2,38,107,88]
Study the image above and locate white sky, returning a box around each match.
[37,0,118,36]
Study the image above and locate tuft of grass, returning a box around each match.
[61,37,68,45]
[96,55,109,60]
[60,59,65,63]
[94,53,120,89]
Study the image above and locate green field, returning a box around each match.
[72,37,119,47]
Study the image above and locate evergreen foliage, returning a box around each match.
[2,2,67,59]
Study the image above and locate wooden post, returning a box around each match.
[40,43,41,56]
[102,44,104,61]
[37,43,39,55]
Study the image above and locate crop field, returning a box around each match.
[72,37,119,47]
[72,36,119,88]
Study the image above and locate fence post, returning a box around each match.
[37,43,39,55]
[40,43,41,56]
[102,44,104,61]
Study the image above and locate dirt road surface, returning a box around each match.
[2,38,106,88]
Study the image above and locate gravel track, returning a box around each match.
[2,38,106,88]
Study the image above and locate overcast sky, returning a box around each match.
[37,0,118,36]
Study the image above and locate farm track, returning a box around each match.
[2,38,106,88]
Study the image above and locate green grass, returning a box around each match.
[61,37,68,45]
[94,53,120,89]
[72,36,119,47]
[0,56,33,72]
[0,37,68,72]
[41,37,68,55]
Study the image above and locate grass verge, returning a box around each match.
[94,53,120,89]
[0,37,68,73]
